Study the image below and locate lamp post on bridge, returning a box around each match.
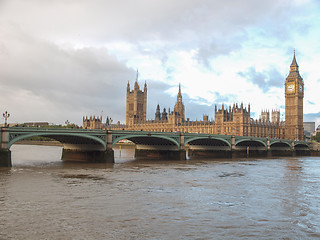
[3,111,10,127]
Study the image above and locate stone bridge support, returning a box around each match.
[0,128,12,167]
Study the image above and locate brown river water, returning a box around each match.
[1,144,320,239]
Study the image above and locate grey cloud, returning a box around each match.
[196,33,247,69]
[0,27,135,125]
[0,0,317,125]
[145,80,174,120]
[211,91,237,105]
[238,67,283,92]
[1,1,310,53]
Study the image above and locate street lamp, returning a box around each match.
[3,111,10,127]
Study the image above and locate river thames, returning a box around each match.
[1,144,320,239]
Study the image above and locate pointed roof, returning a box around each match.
[291,50,299,68]
[135,69,139,82]
[134,69,140,89]
[144,80,147,90]
[177,83,182,98]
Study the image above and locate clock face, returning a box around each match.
[287,84,295,93]
[299,84,303,92]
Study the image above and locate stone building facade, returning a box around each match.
[83,116,103,129]
[83,53,304,140]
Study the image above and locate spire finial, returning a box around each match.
[134,69,140,90]
[136,69,139,82]
[177,83,182,100]
[290,49,299,71]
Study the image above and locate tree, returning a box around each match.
[312,132,320,142]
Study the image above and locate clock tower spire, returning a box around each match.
[285,51,304,140]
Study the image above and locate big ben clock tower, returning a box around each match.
[285,51,304,140]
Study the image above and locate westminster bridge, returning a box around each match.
[0,127,311,167]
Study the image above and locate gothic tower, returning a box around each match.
[155,104,161,121]
[260,110,270,122]
[285,51,304,140]
[126,70,147,125]
[271,110,280,124]
[173,83,185,122]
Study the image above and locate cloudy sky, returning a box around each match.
[1,0,320,128]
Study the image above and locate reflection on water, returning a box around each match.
[0,144,320,239]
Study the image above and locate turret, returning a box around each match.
[161,108,168,121]
[155,104,161,121]
[126,69,147,124]
[144,81,147,92]
[127,81,130,93]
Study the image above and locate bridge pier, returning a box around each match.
[231,148,268,158]
[268,149,294,157]
[61,143,114,163]
[0,127,11,167]
[135,149,186,160]
[135,144,186,160]
[61,149,114,163]
[188,149,231,158]
[0,149,11,167]
[187,145,232,159]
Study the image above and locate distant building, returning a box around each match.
[303,122,315,137]
[83,116,102,129]
[83,52,304,140]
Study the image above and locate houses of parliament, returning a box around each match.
[83,52,304,141]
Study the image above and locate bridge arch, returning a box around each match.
[235,139,267,150]
[185,137,231,148]
[8,132,106,150]
[294,142,310,150]
[112,134,180,148]
[270,141,292,150]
